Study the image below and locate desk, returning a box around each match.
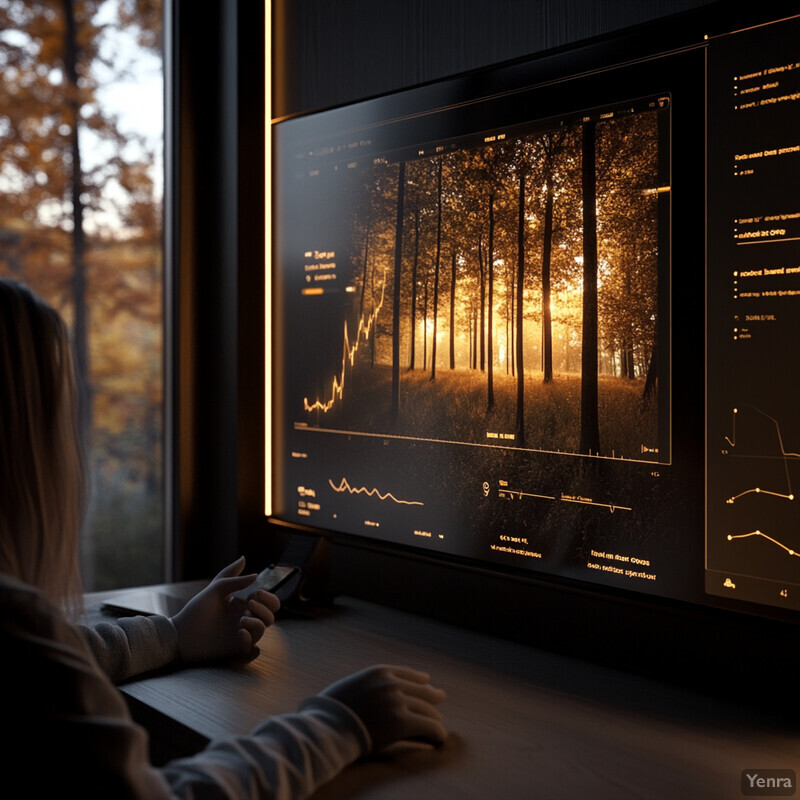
[86,589,797,800]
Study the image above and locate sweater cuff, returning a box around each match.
[151,614,181,661]
[298,694,373,756]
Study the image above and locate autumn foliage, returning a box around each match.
[0,0,163,589]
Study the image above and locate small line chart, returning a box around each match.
[727,530,799,559]
[560,496,633,514]
[722,404,798,506]
[720,404,799,566]
[303,270,387,414]
[491,481,632,513]
[724,405,800,455]
[328,476,424,506]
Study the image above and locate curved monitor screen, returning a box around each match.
[270,9,800,624]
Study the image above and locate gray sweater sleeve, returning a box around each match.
[3,575,371,799]
[80,614,181,682]
[162,697,371,800]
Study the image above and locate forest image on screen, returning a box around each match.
[275,92,673,599]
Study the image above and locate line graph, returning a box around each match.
[727,530,799,559]
[727,487,794,503]
[561,496,633,513]
[724,405,800,458]
[328,477,424,506]
[710,402,800,602]
[723,405,799,504]
[497,488,556,501]
[303,270,387,413]
[492,482,631,512]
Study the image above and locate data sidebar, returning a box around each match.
[706,18,800,611]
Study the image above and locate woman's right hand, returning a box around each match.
[318,664,447,753]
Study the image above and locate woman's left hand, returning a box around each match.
[171,556,281,663]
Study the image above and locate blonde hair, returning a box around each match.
[0,278,85,609]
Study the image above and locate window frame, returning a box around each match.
[166,0,270,581]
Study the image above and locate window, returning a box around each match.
[0,0,165,590]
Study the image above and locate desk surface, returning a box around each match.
[86,589,797,800]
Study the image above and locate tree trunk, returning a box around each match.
[360,218,371,321]
[449,251,456,369]
[408,207,419,370]
[470,308,476,369]
[487,192,495,411]
[580,122,600,456]
[391,161,405,418]
[541,181,554,383]
[430,158,443,381]
[642,341,657,402]
[515,169,526,446]
[423,276,429,369]
[511,272,516,377]
[478,232,486,371]
[63,0,91,447]
[369,262,376,367]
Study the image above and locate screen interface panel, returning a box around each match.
[271,13,800,621]
[705,15,800,612]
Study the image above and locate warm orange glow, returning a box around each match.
[265,1,272,516]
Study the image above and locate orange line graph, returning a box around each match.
[728,530,799,558]
[303,270,387,413]
[560,497,632,513]
[727,488,794,503]
[328,477,424,506]
[725,406,800,458]
[724,405,798,504]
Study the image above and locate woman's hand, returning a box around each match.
[171,556,281,663]
[318,664,447,753]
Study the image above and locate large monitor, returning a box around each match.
[268,4,800,637]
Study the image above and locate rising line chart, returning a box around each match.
[303,270,387,414]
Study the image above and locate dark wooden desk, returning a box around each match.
[86,589,798,799]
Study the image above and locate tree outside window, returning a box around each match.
[0,0,164,590]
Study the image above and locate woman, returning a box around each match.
[0,278,447,798]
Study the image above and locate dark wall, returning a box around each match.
[273,0,718,119]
